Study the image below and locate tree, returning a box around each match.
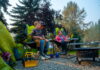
[39,1,55,33]
[0,0,11,12]
[61,1,86,41]
[83,19,100,42]
[10,0,55,43]
[0,0,11,26]
[10,0,41,25]
[10,0,41,43]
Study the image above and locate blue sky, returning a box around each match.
[5,0,100,23]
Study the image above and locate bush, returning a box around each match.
[0,56,13,70]
[0,21,16,62]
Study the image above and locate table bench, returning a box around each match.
[74,47,100,64]
[68,42,100,64]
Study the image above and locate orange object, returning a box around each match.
[24,60,39,67]
[23,52,39,68]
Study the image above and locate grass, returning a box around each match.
[68,51,76,55]
[68,50,100,56]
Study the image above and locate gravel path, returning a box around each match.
[14,56,100,70]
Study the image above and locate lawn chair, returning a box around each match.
[50,37,79,56]
[24,24,37,49]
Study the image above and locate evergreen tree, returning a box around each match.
[10,0,41,25]
[0,0,11,26]
[39,1,55,33]
[10,0,55,43]
[10,0,41,43]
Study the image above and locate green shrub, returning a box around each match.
[0,56,13,70]
[0,21,16,62]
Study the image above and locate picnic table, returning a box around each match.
[68,42,100,64]
[49,38,79,54]
[68,42,100,45]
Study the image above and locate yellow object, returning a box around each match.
[25,52,34,57]
[27,24,35,35]
[25,24,35,42]
[24,52,39,68]
[55,27,60,35]
[70,34,74,38]
[55,27,63,35]
[24,60,38,67]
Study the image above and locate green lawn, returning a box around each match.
[68,51,76,55]
[68,50,100,56]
